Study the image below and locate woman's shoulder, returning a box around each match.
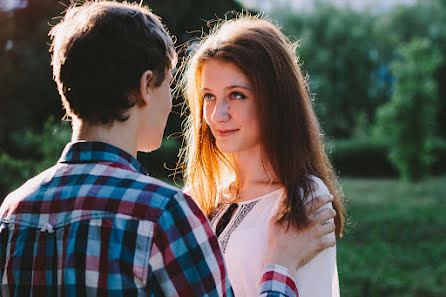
[306,175,333,209]
[308,175,330,195]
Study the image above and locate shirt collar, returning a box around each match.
[58,141,147,175]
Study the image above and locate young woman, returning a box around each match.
[180,15,345,297]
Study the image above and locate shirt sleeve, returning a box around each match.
[259,265,299,297]
[148,192,234,297]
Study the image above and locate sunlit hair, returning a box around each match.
[181,15,344,237]
[49,0,176,124]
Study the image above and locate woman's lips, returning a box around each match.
[217,129,238,137]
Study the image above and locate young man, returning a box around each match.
[0,1,336,296]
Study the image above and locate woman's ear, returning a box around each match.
[138,70,153,106]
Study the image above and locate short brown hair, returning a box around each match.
[182,15,345,237]
[49,1,175,124]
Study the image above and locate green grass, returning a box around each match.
[338,175,446,297]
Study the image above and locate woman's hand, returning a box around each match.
[264,194,336,272]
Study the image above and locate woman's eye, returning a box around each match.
[230,91,246,100]
[203,93,216,101]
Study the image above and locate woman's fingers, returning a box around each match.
[319,234,336,251]
[317,221,336,237]
[265,195,337,271]
[305,194,334,215]
[309,207,336,225]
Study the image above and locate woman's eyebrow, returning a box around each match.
[224,85,252,91]
[200,85,252,91]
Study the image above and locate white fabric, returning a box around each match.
[210,176,340,297]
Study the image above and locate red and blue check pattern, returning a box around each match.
[0,141,298,296]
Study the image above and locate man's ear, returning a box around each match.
[138,70,153,106]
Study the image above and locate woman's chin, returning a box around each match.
[216,142,238,154]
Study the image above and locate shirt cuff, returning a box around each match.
[259,264,298,297]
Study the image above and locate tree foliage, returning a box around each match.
[375,38,442,181]
[273,4,378,138]
[0,117,71,196]
[0,0,63,152]
[272,0,446,139]
[372,0,446,138]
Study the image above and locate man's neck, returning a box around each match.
[71,118,138,157]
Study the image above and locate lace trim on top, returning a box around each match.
[217,200,259,253]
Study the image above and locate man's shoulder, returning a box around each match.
[129,171,180,197]
[0,165,59,214]
[130,174,202,222]
[113,168,183,207]
[0,162,195,225]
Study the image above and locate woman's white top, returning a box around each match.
[210,176,340,297]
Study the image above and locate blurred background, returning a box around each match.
[1,0,445,295]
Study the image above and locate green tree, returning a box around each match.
[372,0,446,138]
[273,3,378,138]
[0,0,64,155]
[375,38,441,181]
[0,117,71,197]
[272,0,446,140]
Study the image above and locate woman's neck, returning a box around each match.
[233,146,281,203]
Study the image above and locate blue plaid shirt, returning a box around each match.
[0,141,298,297]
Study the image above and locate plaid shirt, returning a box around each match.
[0,141,298,297]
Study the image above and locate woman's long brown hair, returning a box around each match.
[180,15,345,237]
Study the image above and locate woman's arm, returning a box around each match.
[262,193,337,296]
[295,176,339,297]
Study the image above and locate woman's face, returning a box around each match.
[201,59,261,154]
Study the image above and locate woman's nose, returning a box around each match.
[212,98,230,122]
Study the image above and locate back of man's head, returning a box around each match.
[49,1,175,124]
